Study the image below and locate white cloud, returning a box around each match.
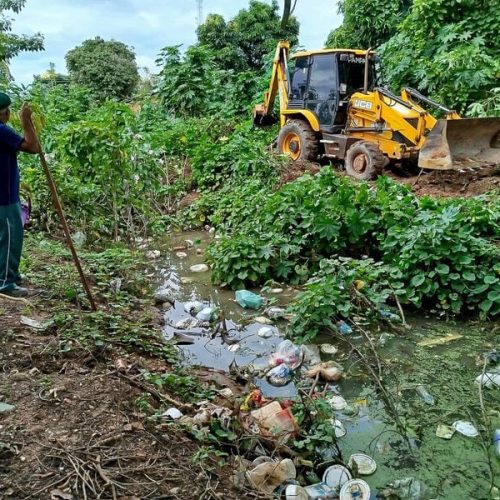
[9,0,342,83]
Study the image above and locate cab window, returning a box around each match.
[289,57,309,100]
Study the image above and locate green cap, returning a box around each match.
[0,92,12,110]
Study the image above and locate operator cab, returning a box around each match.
[288,51,378,133]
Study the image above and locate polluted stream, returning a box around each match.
[148,231,500,499]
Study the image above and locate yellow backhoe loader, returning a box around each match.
[254,41,500,179]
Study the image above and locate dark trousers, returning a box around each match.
[0,203,23,292]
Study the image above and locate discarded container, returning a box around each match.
[303,345,322,366]
[269,340,303,369]
[175,251,188,259]
[267,364,293,387]
[494,429,500,458]
[190,264,209,273]
[452,420,479,437]
[378,308,401,322]
[382,477,428,500]
[337,321,353,335]
[340,479,371,499]
[320,343,338,355]
[348,454,377,475]
[246,458,296,495]
[304,483,335,499]
[184,300,204,314]
[257,327,273,339]
[416,385,435,405]
[175,317,201,330]
[324,464,352,488]
[0,402,16,413]
[475,372,500,388]
[235,290,264,309]
[332,418,347,438]
[162,408,183,420]
[228,344,240,352]
[265,306,286,318]
[327,395,347,411]
[72,231,86,248]
[436,424,455,440]
[196,307,216,321]
[251,401,297,439]
[285,484,308,500]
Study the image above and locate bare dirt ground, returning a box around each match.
[0,298,240,500]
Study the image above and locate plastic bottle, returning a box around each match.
[416,385,435,405]
[494,429,500,458]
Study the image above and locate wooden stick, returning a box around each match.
[32,122,97,311]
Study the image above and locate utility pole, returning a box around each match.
[196,0,203,26]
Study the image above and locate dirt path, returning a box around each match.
[0,297,240,499]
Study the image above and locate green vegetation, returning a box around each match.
[66,37,139,101]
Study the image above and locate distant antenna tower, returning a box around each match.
[196,0,204,26]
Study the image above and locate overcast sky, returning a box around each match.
[9,0,341,84]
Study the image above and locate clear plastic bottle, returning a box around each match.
[416,385,435,405]
[494,429,500,458]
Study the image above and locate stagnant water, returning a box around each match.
[147,231,500,499]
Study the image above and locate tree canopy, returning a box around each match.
[0,0,44,84]
[65,37,139,101]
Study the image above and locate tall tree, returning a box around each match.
[0,0,44,84]
[66,37,139,101]
[197,0,299,71]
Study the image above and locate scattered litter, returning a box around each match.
[348,454,377,475]
[305,465,352,499]
[254,316,273,325]
[180,277,194,284]
[218,388,233,398]
[340,479,371,499]
[303,344,321,365]
[327,395,347,411]
[228,344,240,352]
[250,401,297,440]
[378,308,401,322]
[241,389,265,411]
[0,402,16,413]
[485,349,498,364]
[417,334,463,347]
[71,231,86,248]
[184,300,204,314]
[332,418,347,437]
[114,358,128,372]
[175,317,201,330]
[154,288,175,305]
[379,477,428,500]
[257,327,273,338]
[415,385,435,405]
[162,408,183,420]
[20,316,51,331]
[175,252,188,259]
[109,277,122,293]
[246,457,296,494]
[190,264,209,273]
[305,362,343,382]
[452,420,479,437]
[285,484,308,499]
[235,290,264,309]
[267,364,293,386]
[264,306,286,318]
[320,343,338,355]
[337,320,353,335]
[269,288,284,294]
[378,332,391,346]
[146,250,161,260]
[270,340,303,369]
[475,372,500,388]
[436,424,455,440]
[184,239,194,248]
[196,307,216,321]
[494,429,500,457]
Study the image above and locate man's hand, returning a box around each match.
[20,103,33,125]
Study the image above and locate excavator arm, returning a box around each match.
[253,41,290,126]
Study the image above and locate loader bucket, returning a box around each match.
[253,104,278,127]
[418,117,500,169]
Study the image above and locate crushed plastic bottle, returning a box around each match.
[494,429,500,458]
[337,321,352,335]
[379,308,401,322]
[416,385,435,405]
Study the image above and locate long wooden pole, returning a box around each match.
[33,124,98,311]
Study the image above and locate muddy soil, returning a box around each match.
[0,298,241,499]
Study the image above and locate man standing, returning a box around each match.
[0,92,39,297]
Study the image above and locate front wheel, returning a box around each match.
[345,141,387,180]
[278,120,319,162]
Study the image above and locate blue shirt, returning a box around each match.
[0,123,24,206]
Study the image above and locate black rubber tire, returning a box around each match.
[345,141,387,180]
[278,119,319,162]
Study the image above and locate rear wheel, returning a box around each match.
[345,141,387,180]
[278,120,319,162]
